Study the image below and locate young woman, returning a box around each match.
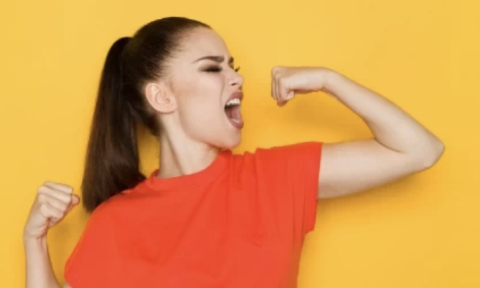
[23,17,444,288]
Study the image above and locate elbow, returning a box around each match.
[417,138,445,170]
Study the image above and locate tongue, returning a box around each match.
[226,105,242,123]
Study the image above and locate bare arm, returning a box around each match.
[318,70,444,198]
[271,66,444,198]
[23,182,79,288]
[24,237,61,288]
[24,237,72,288]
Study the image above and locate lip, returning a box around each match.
[225,91,244,106]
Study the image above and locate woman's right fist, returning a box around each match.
[23,182,80,240]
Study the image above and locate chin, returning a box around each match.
[218,132,242,150]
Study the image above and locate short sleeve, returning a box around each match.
[64,203,119,287]
[253,142,323,235]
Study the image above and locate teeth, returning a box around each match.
[226,98,241,107]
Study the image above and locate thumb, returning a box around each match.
[65,195,81,215]
[277,90,294,107]
[286,90,294,100]
[71,194,80,206]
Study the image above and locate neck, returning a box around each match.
[157,131,219,179]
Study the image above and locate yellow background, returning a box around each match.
[1,0,478,287]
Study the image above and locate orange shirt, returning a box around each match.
[65,142,322,288]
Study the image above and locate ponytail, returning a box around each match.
[81,18,211,212]
[81,37,145,212]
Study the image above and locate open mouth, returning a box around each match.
[224,96,244,129]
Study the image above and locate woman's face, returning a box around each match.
[157,27,244,150]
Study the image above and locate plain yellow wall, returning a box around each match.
[1,0,479,287]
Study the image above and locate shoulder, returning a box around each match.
[85,178,165,233]
[84,183,141,225]
[228,142,323,182]
[82,197,117,232]
[94,177,153,210]
[234,142,323,162]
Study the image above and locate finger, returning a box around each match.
[71,194,80,206]
[273,74,280,103]
[277,78,289,106]
[44,181,73,194]
[278,80,286,106]
[65,197,80,215]
[38,186,72,204]
[38,193,68,211]
[271,68,276,100]
[63,195,80,215]
[40,203,64,221]
[281,90,294,106]
[271,74,276,101]
[270,67,276,100]
[272,67,283,102]
[275,77,282,104]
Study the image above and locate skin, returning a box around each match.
[146,28,244,178]
[23,27,444,288]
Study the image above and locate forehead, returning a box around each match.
[178,28,232,61]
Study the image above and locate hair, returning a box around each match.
[81,17,210,212]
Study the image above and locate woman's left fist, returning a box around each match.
[271,66,330,106]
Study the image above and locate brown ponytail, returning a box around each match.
[81,17,210,212]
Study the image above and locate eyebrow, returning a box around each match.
[193,56,234,64]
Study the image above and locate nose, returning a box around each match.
[229,71,244,89]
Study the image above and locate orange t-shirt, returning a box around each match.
[65,142,323,288]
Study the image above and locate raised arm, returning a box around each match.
[271,67,444,198]
[24,182,79,288]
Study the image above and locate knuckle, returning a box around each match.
[37,185,46,194]
[272,66,281,76]
[61,194,72,204]
[37,193,46,202]
[59,184,73,194]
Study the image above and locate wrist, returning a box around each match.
[23,234,47,248]
[321,68,340,91]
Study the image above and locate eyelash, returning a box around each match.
[204,66,241,73]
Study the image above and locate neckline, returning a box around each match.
[145,149,232,191]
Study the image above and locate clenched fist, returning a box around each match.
[271,66,332,106]
[23,182,80,240]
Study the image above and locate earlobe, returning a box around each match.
[144,82,177,113]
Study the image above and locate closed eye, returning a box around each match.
[203,66,240,73]
[204,66,222,73]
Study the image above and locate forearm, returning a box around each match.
[24,237,61,288]
[324,69,444,163]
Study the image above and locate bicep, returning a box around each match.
[318,139,420,199]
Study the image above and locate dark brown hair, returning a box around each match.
[81,17,210,212]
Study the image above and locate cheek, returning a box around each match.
[175,74,224,100]
[176,76,226,126]
[178,75,224,109]
[199,74,225,94]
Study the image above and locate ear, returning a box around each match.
[144,81,177,113]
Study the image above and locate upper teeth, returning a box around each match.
[226,98,241,107]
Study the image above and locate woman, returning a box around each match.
[23,17,444,288]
